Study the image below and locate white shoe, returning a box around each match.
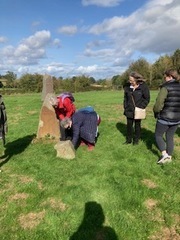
[157,154,171,164]
[161,156,172,164]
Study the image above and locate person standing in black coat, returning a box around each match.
[153,69,180,164]
[123,72,150,145]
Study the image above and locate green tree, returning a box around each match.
[19,73,43,92]
[172,49,180,72]
[3,71,17,88]
[151,55,173,88]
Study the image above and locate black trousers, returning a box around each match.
[126,117,141,143]
[59,121,72,141]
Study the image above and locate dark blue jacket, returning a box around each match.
[71,111,98,147]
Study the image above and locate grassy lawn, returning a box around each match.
[0,91,179,240]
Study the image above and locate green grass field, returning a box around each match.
[0,91,179,240]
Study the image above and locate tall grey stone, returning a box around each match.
[37,93,60,140]
[41,74,54,101]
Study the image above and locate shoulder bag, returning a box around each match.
[131,95,146,120]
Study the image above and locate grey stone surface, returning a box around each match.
[54,140,75,159]
[37,93,60,140]
[41,74,54,101]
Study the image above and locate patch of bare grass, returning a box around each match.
[144,198,158,210]
[9,193,29,201]
[18,210,45,229]
[41,198,67,211]
[149,226,180,240]
[141,179,158,189]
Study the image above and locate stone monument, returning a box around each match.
[41,74,54,101]
[37,93,60,140]
[54,140,75,159]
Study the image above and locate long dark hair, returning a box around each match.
[129,71,146,83]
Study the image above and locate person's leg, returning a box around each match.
[155,121,168,153]
[125,118,133,143]
[80,138,87,146]
[134,119,141,144]
[65,127,73,140]
[87,142,95,151]
[155,121,170,163]
[60,122,66,141]
[166,124,179,157]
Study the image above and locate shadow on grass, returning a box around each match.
[69,201,118,240]
[0,134,36,168]
[116,122,159,156]
[176,126,180,137]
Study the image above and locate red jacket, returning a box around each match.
[54,97,76,120]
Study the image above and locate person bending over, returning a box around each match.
[60,108,101,151]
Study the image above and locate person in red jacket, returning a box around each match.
[50,92,76,141]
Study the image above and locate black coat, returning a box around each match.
[0,95,8,145]
[123,82,150,119]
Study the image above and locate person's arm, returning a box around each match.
[153,87,168,115]
[71,120,81,147]
[141,84,150,108]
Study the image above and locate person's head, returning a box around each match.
[164,69,179,81]
[49,96,58,107]
[60,117,72,129]
[129,72,145,86]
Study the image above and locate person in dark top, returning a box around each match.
[60,107,101,151]
[0,95,8,146]
[123,72,150,145]
[153,69,180,164]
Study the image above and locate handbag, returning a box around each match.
[131,95,146,120]
[134,107,146,120]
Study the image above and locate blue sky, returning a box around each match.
[0,0,180,80]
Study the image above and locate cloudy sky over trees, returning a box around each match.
[0,0,179,79]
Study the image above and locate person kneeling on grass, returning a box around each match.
[60,108,101,151]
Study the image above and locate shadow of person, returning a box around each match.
[69,201,118,240]
[116,122,159,156]
[116,122,127,139]
[0,134,36,168]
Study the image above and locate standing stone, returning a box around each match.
[54,140,75,159]
[37,93,60,140]
[41,74,54,101]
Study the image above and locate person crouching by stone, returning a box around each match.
[49,92,76,141]
[60,109,101,151]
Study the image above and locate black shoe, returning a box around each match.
[123,141,132,145]
[133,141,139,145]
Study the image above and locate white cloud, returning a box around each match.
[0,36,8,43]
[86,0,180,68]
[0,0,180,80]
[57,25,78,35]
[0,30,51,66]
[82,0,123,7]
[53,38,61,48]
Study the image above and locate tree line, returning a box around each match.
[0,49,180,93]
